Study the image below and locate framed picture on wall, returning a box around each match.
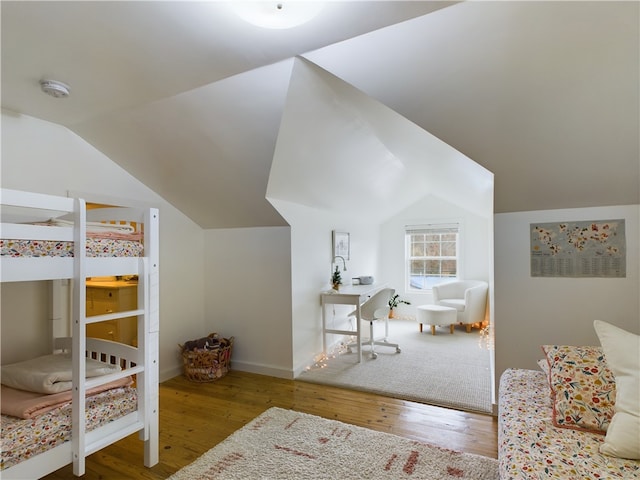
[332,231,350,260]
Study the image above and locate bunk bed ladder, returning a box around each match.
[141,207,160,467]
[69,202,159,476]
[71,197,88,476]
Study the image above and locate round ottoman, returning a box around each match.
[416,305,457,335]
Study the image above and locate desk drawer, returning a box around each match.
[87,320,119,342]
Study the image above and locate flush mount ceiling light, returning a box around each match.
[232,2,325,29]
[40,79,71,98]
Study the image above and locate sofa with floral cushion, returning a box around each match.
[498,320,639,479]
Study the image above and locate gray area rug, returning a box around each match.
[298,318,492,413]
[168,407,499,480]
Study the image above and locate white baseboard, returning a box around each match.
[160,366,183,383]
[232,360,295,380]
[160,340,347,383]
[160,361,294,382]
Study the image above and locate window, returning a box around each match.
[406,224,459,291]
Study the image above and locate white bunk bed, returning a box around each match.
[0,188,159,478]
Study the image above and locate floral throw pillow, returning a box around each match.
[541,344,616,434]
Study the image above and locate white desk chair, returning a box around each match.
[347,287,401,359]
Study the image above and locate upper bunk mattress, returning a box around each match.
[1,238,144,257]
[1,219,144,257]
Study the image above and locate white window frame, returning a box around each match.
[405,223,461,292]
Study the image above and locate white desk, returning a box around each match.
[320,284,386,363]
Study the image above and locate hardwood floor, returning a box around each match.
[43,370,498,479]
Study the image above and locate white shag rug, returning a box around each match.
[168,407,499,480]
[298,318,493,413]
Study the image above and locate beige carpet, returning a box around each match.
[168,407,499,480]
[298,318,492,413]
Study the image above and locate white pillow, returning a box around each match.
[593,320,640,459]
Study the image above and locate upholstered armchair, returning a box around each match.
[431,280,488,332]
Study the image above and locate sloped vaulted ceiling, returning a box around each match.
[267,58,493,222]
[71,61,296,228]
[2,1,638,228]
[306,1,640,214]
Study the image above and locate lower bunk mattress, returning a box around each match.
[498,368,639,479]
[1,385,137,471]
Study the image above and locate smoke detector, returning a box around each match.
[40,79,71,98]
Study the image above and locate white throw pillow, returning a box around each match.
[593,320,640,459]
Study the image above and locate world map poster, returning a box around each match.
[530,219,626,278]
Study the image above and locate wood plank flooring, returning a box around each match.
[43,370,498,479]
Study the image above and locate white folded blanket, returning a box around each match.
[1,353,121,394]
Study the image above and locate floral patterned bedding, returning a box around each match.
[0,386,137,471]
[0,238,143,257]
[498,368,639,479]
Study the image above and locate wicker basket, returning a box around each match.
[181,334,234,383]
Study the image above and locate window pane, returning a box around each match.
[411,242,425,256]
[409,275,428,289]
[442,260,457,276]
[425,259,440,275]
[410,259,426,273]
[405,225,459,291]
[441,241,456,256]
[426,242,440,256]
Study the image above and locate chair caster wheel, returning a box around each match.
[396,347,401,353]
[371,352,378,359]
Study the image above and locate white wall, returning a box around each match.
[269,199,382,375]
[0,111,206,381]
[0,282,52,362]
[494,205,639,382]
[381,194,492,311]
[203,226,293,378]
